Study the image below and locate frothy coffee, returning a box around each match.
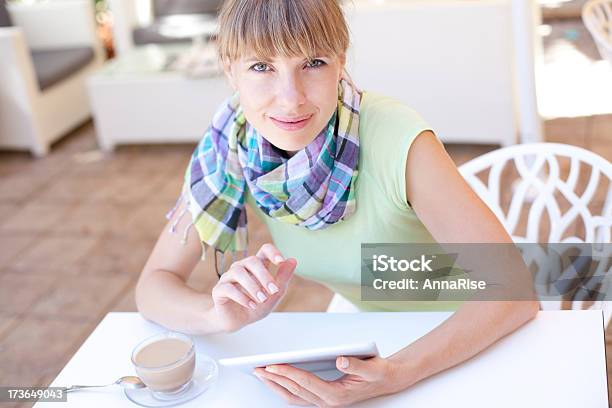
[135,338,191,368]
[133,336,195,393]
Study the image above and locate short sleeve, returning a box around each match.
[358,92,436,211]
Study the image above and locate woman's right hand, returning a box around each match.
[211,243,297,333]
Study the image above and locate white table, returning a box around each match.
[87,44,231,151]
[35,311,607,407]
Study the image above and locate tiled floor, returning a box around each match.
[1,16,612,408]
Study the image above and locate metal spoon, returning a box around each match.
[64,376,146,393]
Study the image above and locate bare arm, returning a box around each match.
[387,131,540,390]
[135,198,297,335]
[135,199,221,334]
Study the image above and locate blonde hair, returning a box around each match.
[217,0,350,63]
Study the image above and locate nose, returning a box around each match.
[275,72,306,111]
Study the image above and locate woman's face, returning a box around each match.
[225,53,345,154]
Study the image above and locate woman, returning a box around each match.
[135,0,539,405]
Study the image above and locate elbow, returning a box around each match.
[134,272,150,317]
[516,300,540,325]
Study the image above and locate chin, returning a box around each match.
[266,131,314,152]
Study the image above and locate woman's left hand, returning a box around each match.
[253,356,407,407]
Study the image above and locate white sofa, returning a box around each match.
[108,0,222,56]
[0,0,105,157]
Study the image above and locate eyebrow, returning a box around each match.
[243,56,273,64]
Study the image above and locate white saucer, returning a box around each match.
[125,354,218,407]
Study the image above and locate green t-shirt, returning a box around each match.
[245,91,461,312]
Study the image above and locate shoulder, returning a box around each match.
[357,91,435,211]
[358,91,431,145]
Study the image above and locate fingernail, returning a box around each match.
[339,357,349,369]
[257,291,267,302]
[268,282,279,294]
[249,301,257,310]
[265,366,277,373]
[274,255,284,264]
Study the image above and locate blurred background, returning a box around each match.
[0,0,611,407]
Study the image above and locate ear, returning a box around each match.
[337,53,347,81]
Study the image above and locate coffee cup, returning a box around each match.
[131,332,196,399]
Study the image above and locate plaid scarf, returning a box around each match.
[168,78,361,262]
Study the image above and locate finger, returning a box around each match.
[240,256,279,296]
[275,259,297,288]
[257,368,323,406]
[228,266,269,304]
[265,364,335,397]
[253,372,310,406]
[256,243,286,266]
[213,282,257,310]
[336,356,383,380]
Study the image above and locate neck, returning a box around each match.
[279,149,298,158]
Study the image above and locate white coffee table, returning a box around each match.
[33,310,607,407]
[87,44,232,151]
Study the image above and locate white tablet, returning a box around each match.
[218,342,379,374]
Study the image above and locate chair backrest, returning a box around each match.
[152,0,223,17]
[0,0,13,27]
[583,0,612,64]
[458,143,612,321]
[459,143,611,243]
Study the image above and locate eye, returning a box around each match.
[305,59,326,69]
[249,62,270,72]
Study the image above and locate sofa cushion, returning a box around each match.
[0,0,13,27]
[152,0,223,17]
[132,24,191,46]
[30,47,95,91]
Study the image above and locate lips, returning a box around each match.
[269,114,313,131]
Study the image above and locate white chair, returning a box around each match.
[459,143,612,323]
[328,143,612,315]
[0,0,105,156]
[583,0,612,65]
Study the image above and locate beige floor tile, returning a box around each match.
[29,274,134,321]
[0,154,69,188]
[0,314,18,338]
[53,202,131,236]
[75,235,155,276]
[0,274,57,315]
[544,116,590,147]
[0,174,48,204]
[0,202,19,220]
[0,368,45,391]
[52,120,100,154]
[589,142,612,163]
[0,236,34,270]
[9,236,98,274]
[589,114,612,145]
[149,177,184,205]
[109,146,192,178]
[0,316,95,377]
[109,285,137,312]
[86,173,167,205]
[35,176,110,204]
[444,144,498,167]
[0,203,71,234]
[122,203,171,240]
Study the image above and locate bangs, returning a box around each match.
[217,0,349,62]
